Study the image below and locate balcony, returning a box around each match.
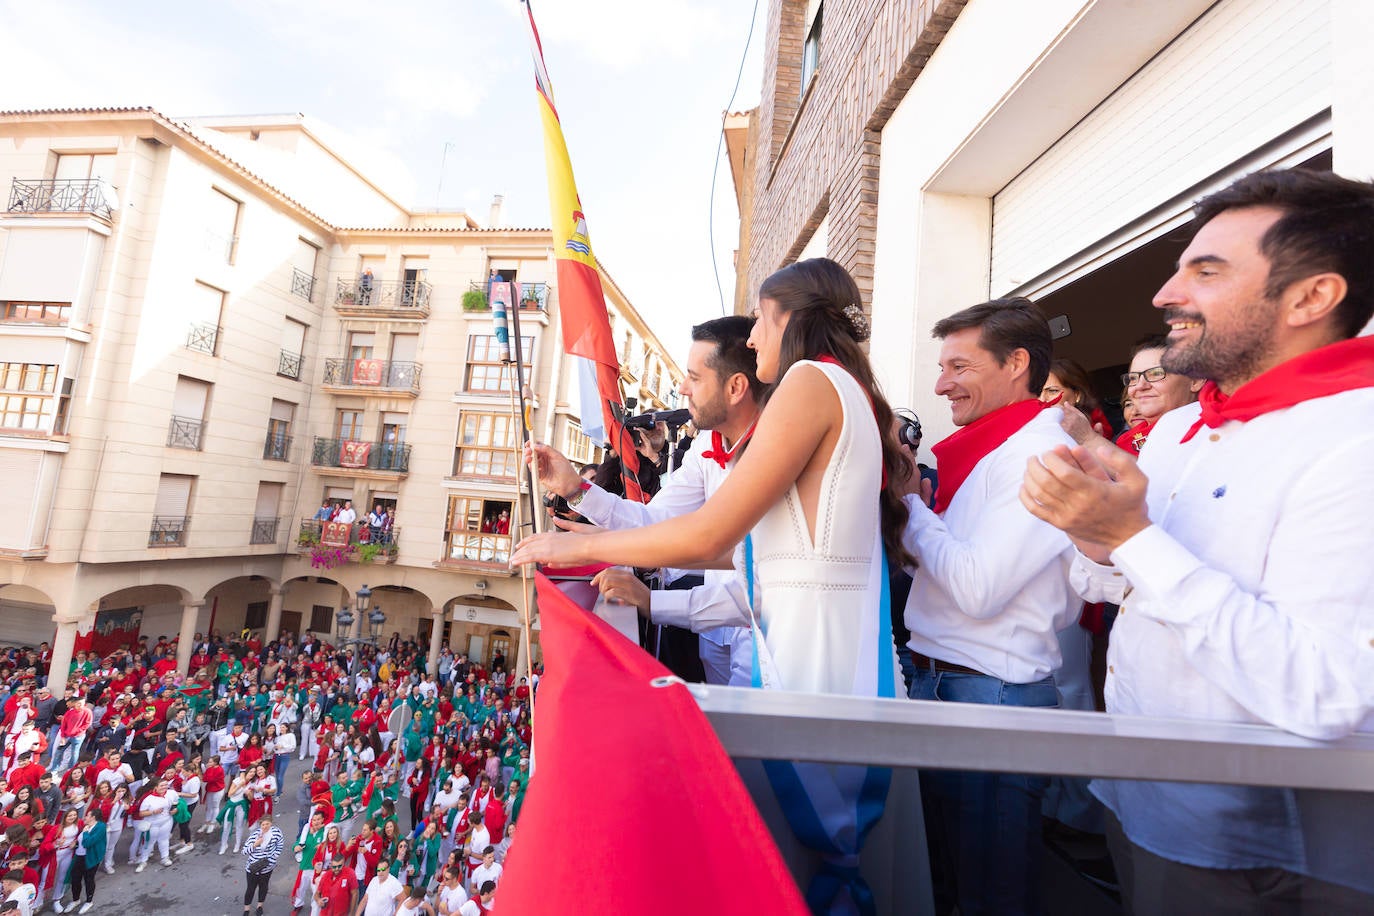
[322,358,421,396]
[311,437,411,475]
[290,267,316,302]
[149,516,189,547]
[186,322,220,356]
[250,516,280,545]
[444,531,512,566]
[263,432,292,461]
[334,278,431,317]
[465,280,549,311]
[166,416,204,450]
[278,349,303,380]
[296,518,400,565]
[7,179,115,221]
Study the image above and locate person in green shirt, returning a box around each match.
[330,771,356,822]
[291,810,328,911]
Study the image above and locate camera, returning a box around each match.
[623,408,692,431]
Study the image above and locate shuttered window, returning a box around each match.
[153,474,193,517]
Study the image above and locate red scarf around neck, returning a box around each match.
[699,420,757,470]
[1114,420,1154,455]
[1181,335,1374,442]
[930,398,1043,514]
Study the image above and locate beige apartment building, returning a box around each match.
[0,107,682,686]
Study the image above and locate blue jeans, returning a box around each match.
[908,668,1058,916]
[53,735,84,773]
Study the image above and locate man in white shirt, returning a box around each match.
[1,869,35,916]
[434,866,467,916]
[1022,168,1374,911]
[527,316,762,685]
[356,858,405,916]
[901,298,1079,914]
[335,501,357,525]
[467,847,501,896]
[456,881,495,916]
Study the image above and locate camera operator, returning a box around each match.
[525,316,762,686]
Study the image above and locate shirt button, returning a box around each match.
[1209,433,1221,442]
[1108,665,1115,674]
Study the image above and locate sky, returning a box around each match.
[0,0,768,353]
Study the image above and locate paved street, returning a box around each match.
[79,779,309,915]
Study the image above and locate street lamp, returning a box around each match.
[333,585,384,647]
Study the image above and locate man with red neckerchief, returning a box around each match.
[1022,169,1374,913]
[525,316,763,687]
[899,298,1081,915]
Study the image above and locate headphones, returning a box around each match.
[894,408,922,450]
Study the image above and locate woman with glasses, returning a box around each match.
[1039,357,1110,437]
[1115,335,1201,454]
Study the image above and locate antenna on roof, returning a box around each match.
[435,141,456,205]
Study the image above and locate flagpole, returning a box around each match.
[502,362,539,705]
[507,293,543,534]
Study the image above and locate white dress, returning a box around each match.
[749,359,900,698]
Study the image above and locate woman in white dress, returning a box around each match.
[511,258,913,911]
[134,777,179,872]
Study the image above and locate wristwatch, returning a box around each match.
[566,481,592,509]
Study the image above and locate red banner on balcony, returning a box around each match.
[321,521,352,548]
[496,572,807,915]
[338,441,371,468]
[352,358,384,386]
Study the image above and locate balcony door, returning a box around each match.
[337,410,364,442]
[53,153,114,182]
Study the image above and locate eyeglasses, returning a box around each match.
[1121,366,1167,387]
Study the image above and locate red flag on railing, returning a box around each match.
[521,0,647,502]
[497,574,807,914]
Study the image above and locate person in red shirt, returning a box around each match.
[151,656,177,678]
[312,852,358,916]
[346,820,383,884]
[6,752,43,793]
[53,696,92,775]
[351,705,376,733]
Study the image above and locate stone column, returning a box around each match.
[47,615,81,690]
[426,607,444,675]
[264,586,285,642]
[176,600,205,676]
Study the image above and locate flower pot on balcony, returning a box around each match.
[462,290,489,311]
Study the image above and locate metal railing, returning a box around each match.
[334,278,431,313]
[250,517,280,545]
[263,432,291,461]
[466,280,549,310]
[166,415,204,450]
[322,358,422,392]
[7,179,115,220]
[278,349,303,380]
[186,322,220,355]
[290,267,315,301]
[148,516,189,547]
[310,437,411,473]
[296,518,401,559]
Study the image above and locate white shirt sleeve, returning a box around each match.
[902,456,1073,620]
[1108,438,1374,739]
[649,580,750,631]
[576,443,711,530]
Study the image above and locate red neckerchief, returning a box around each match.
[468,894,492,915]
[699,421,757,470]
[1181,335,1374,442]
[930,399,1043,514]
[1114,420,1154,455]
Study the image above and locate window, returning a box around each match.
[2,302,71,324]
[464,335,534,392]
[206,188,241,264]
[252,482,283,544]
[151,473,194,547]
[445,496,514,563]
[453,412,517,479]
[292,239,319,300]
[309,605,334,633]
[52,153,114,182]
[169,376,210,449]
[337,410,364,441]
[564,420,598,465]
[53,378,74,434]
[0,363,58,431]
[279,318,307,379]
[266,399,294,460]
[244,602,269,629]
[802,0,823,91]
[187,282,226,354]
[348,332,375,361]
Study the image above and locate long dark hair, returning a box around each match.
[757,258,914,568]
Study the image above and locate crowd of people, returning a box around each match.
[0,630,534,916]
[512,168,1374,914]
[312,501,397,547]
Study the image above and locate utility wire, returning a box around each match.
[710,0,762,315]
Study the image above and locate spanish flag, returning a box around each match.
[521,0,647,502]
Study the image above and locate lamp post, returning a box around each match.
[334,584,384,675]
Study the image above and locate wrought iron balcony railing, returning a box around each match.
[278,349,303,380]
[311,437,411,473]
[296,518,401,561]
[334,278,431,313]
[322,358,422,392]
[250,516,280,545]
[167,415,204,450]
[7,179,115,221]
[263,432,292,461]
[149,516,189,547]
[290,267,316,301]
[465,280,549,310]
[186,322,220,355]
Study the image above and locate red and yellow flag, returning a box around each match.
[521,0,646,502]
